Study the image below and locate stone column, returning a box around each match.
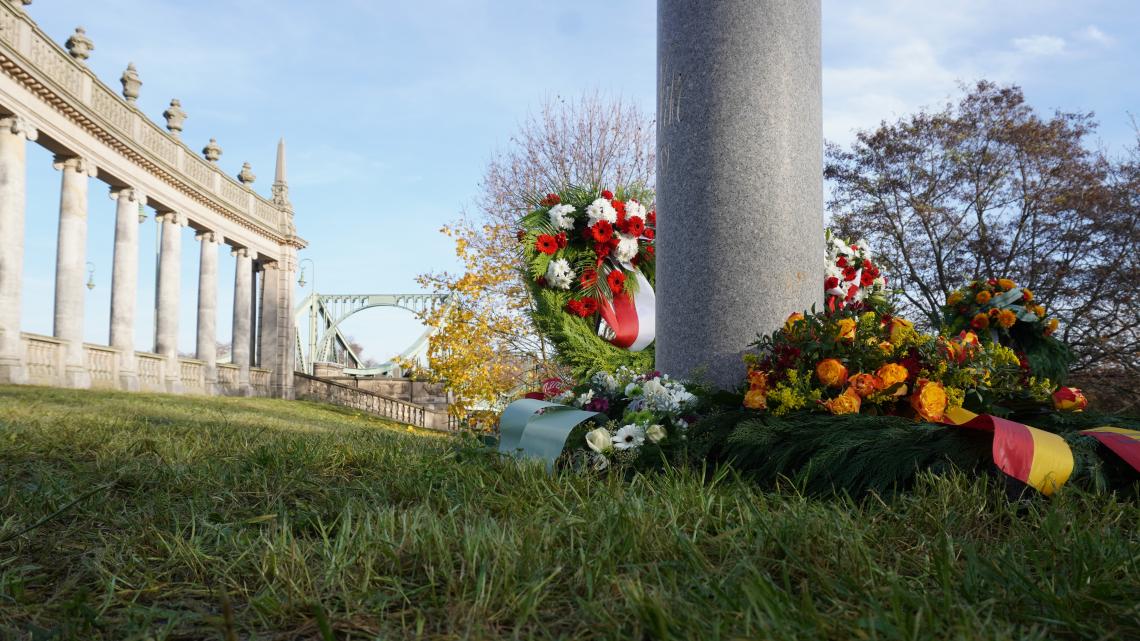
[231,247,252,395]
[0,115,37,385]
[52,155,97,389]
[657,0,824,388]
[195,230,222,394]
[258,260,280,381]
[155,212,182,393]
[108,187,145,390]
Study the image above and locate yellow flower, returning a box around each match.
[1052,387,1088,412]
[836,318,857,342]
[816,358,849,388]
[876,363,909,391]
[889,317,915,346]
[878,340,894,355]
[996,309,1017,329]
[1021,288,1034,303]
[947,291,964,306]
[743,389,768,410]
[1045,318,1059,336]
[975,290,992,304]
[910,379,948,422]
[824,388,862,415]
[945,386,965,409]
[997,278,1016,291]
[747,369,769,393]
[849,372,881,398]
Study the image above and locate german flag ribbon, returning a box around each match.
[942,407,1074,496]
[1079,427,1140,472]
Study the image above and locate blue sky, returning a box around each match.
[17,0,1139,363]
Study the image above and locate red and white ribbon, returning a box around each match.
[598,270,655,352]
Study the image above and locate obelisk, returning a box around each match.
[657,0,823,389]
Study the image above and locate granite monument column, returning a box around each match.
[656,0,823,388]
[0,115,36,384]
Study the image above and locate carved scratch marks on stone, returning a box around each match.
[658,58,684,176]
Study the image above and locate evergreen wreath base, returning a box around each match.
[529,285,654,380]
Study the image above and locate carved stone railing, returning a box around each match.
[293,372,454,431]
[23,333,62,385]
[250,367,270,396]
[135,352,164,392]
[0,2,294,244]
[85,344,119,388]
[179,358,205,393]
[217,363,239,391]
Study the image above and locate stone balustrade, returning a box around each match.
[0,3,305,399]
[294,373,457,431]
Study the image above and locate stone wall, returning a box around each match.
[294,372,455,431]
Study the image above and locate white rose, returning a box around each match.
[645,424,667,444]
[585,427,613,453]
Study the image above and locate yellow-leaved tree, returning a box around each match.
[414,92,656,415]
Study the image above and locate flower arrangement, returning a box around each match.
[825,231,888,310]
[744,306,1056,419]
[941,278,1072,384]
[520,187,656,322]
[549,368,697,470]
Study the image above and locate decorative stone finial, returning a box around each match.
[120,63,141,102]
[238,162,256,185]
[65,27,94,61]
[202,138,222,162]
[272,137,291,208]
[163,99,186,135]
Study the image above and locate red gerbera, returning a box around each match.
[590,220,614,243]
[645,244,655,256]
[601,189,614,200]
[540,193,561,207]
[565,299,585,317]
[555,231,568,249]
[622,215,645,237]
[580,269,598,288]
[579,298,598,315]
[594,242,611,258]
[607,270,626,292]
[612,199,626,223]
[646,210,656,226]
[643,228,655,240]
[535,234,558,255]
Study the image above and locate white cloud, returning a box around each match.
[1077,25,1114,47]
[1012,35,1066,57]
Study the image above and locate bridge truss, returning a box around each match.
[294,293,450,377]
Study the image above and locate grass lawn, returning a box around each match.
[1,385,1138,640]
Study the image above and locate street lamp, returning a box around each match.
[85,262,95,290]
[298,257,316,373]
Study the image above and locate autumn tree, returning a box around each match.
[826,81,1140,408]
[416,92,655,412]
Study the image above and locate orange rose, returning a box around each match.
[743,389,768,410]
[976,290,992,305]
[876,363,909,391]
[784,312,805,335]
[849,372,881,398]
[996,309,1017,329]
[1052,387,1087,412]
[1021,288,1034,303]
[836,318,856,342]
[816,358,849,388]
[747,369,769,393]
[910,379,948,422]
[824,388,862,415]
[971,313,990,330]
[1045,318,1059,336]
[997,278,1016,291]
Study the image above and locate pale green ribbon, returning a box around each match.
[498,399,602,470]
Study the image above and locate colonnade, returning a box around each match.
[0,113,286,395]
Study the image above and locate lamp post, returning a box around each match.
[298,257,316,374]
[85,262,95,291]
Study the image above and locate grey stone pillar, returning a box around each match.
[109,187,144,390]
[52,155,96,389]
[155,212,182,393]
[0,116,36,385]
[657,0,823,389]
[231,247,252,395]
[258,260,280,381]
[195,230,221,394]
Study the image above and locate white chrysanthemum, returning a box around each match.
[547,203,576,230]
[586,198,618,226]
[613,234,640,263]
[625,199,648,221]
[612,424,646,451]
[545,258,574,290]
